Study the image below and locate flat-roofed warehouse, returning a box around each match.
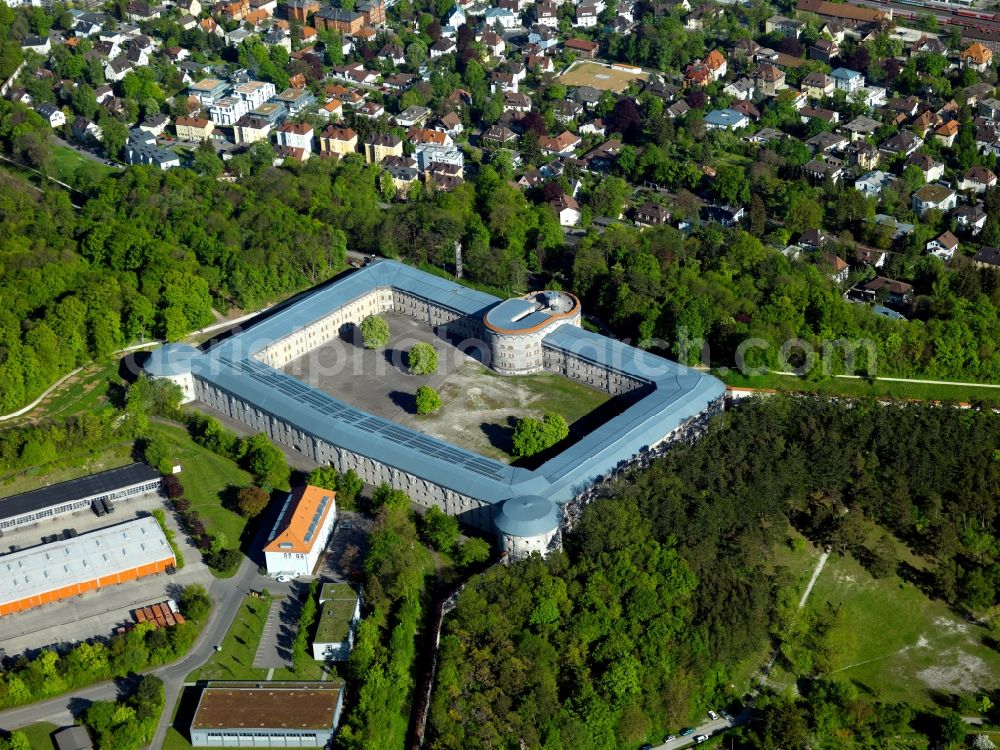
[189,681,345,747]
[0,517,175,616]
[0,463,162,532]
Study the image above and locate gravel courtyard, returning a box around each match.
[282,313,612,462]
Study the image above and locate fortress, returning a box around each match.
[145,261,724,558]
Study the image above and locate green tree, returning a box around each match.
[360,314,390,349]
[98,113,128,159]
[141,432,174,474]
[235,485,270,518]
[408,342,438,375]
[420,506,459,551]
[415,385,442,414]
[511,412,568,457]
[240,433,290,487]
[370,483,411,512]
[179,584,212,622]
[456,537,491,567]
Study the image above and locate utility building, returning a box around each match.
[189,681,345,747]
[263,486,337,577]
[0,517,175,617]
[0,463,162,533]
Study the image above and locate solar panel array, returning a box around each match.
[218,357,508,481]
[304,495,331,544]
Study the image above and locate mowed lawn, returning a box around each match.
[801,552,1000,705]
[188,595,270,682]
[16,721,59,749]
[146,421,252,544]
[49,144,115,186]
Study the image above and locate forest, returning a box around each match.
[427,396,1000,749]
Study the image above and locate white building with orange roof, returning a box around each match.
[264,485,337,576]
[961,42,993,73]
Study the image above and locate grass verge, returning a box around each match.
[187,595,271,682]
[15,721,59,750]
[146,421,251,545]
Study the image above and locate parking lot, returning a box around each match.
[0,491,215,656]
[315,511,370,584]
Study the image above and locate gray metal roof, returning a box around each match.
[154,261,724,512]
[493,495,559,536]
[143,344,200,378]
[0,463,160,522]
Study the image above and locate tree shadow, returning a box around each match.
[388,390,417,414]
[338,323,360,346]
[897,561,935,596]
[383,348,409,373]
[68,696,95,719]
[480,417,517,455]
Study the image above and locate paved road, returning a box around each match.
[654,712,750,749]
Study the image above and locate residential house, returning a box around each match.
[880,131,922,158]
[350,101,381,119]
[854,246,886,269]
[274,121,314,160]
[364,133,403,163]
[822,252,850,283]
[705,108,750,131]
[874,213,915,242]
[430,38,457,58]
[703,50,727,81]
[553,99,583,122]
[633,202,671,227]
[551,193,581,226]
[804,158,844,183]
[961,42,993,72]
[407,127,450,147]
[704,204,744,227]
[905,152,944,183]
[846,142,880,170]
[503,91,532,113]
[954,203,987,235]
[539,131,581,155]
[22,34,51,55]
[935,119,959,147]
[439,111,463,137]
[286,0,320,21]
[972,246,1000,269]
[959,165,997,193]
[978,97,1000,121]
[175,115,214,141]
[189,78,230,106]
[565,38,598,59]
[124,130,179,169]
[34,103,65,128]
[805,131,848,154]
[830,67,864,93]
[802,71,834,99]
[209,97,247,126]
[723,77,755,100]
[274,87,315,114]
[809,38,839,63]
[765,14,803,37]
[359,0,386,26]
[486,6,519,28]
[314,7,364,34]
[234,115,271,144]
[854,170,893,197]
[481,124,517,148]
[480,31,505,57]
[754,63,785,96]
[414,142,463,175]
[800,106,839,126]
[912,184,957,215]
[139,113,169,136]
[395,105,431,127]
[887,95,921,119]
[71,116,102,144]
[841,115,880,142]
[731,99,760,122]
[104,56,133,83]
[852,277,913,308]
[536,2,559,27]
[926,231,959,261]
[319,125,357,157]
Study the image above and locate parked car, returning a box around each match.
[680,728,694,736]
[708,710,719,721]
[664,736,676,743]
[695,736,709,744]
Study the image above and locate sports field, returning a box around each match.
[557,60,649,91]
